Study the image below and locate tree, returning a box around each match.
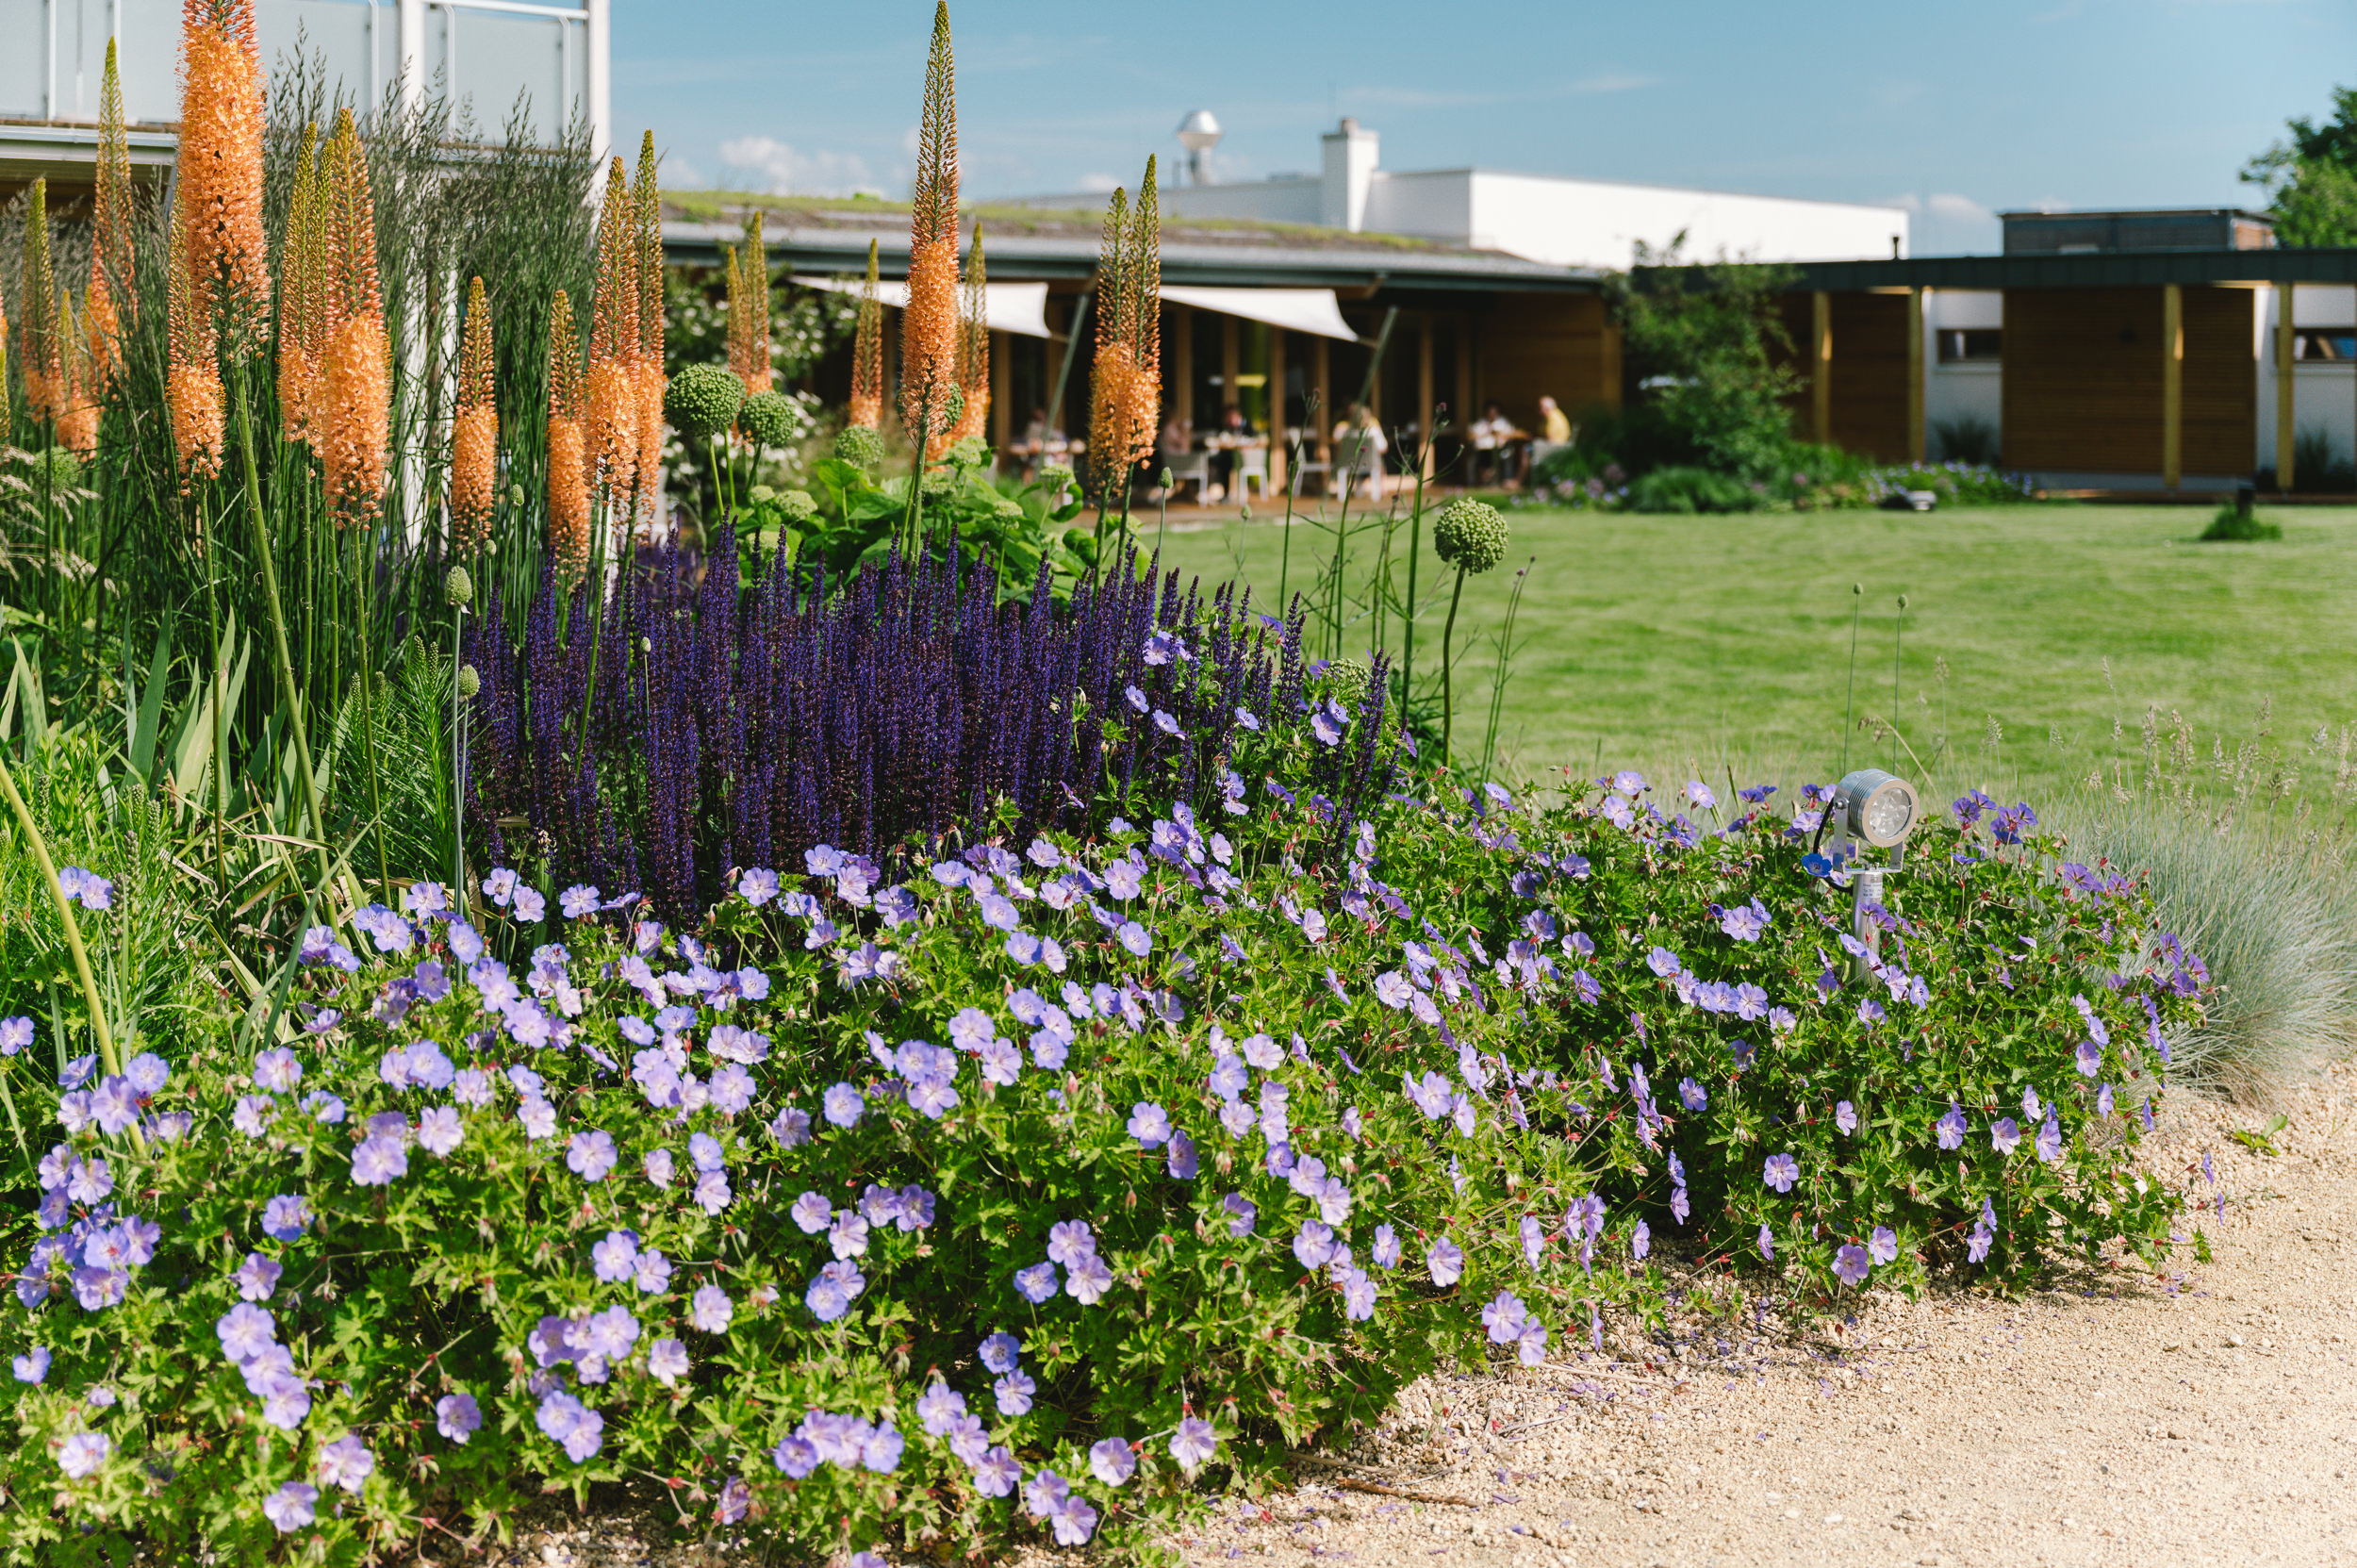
[1614,238,1803,478]
[2242,87,2357,247]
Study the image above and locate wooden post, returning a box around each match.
[1416,314,1436,478]
[1906,287,1925,464]
[1312,334,1332,462]
[1811,291,1833,446]
[1456,312,1475,434]
[2161,284,2183,491]
[989,329,1011,455]
[1172,304,1195,432]
[1220,313,1240,418]
[1268,326,1288,493]
[2276,284,2297,490]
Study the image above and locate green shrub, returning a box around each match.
[2200,504,2282,541]
[1626,466,1763,514]
[0,757,2200,1563]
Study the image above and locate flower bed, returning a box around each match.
[1,745,2202,1564]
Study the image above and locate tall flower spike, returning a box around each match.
[1086,159,1161,503]
[848,238,883,430]
[0,289,9,437]
[275,123,325,443]
[728,209,773,395]
[19,179,59,422]
[586,156,640,508]
[546,289,590,590]
[451,276,499,553]
[633,130,668,531]
[166,206,225,490]
[948,224,990,448]
[176,0,269,348]
[900,0,960,443]
[55,292,100,456]
[1086,187,1135,506]
[86,37,135,389]
[318,107,388,528]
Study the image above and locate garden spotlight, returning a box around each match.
[1826,767,1920,977]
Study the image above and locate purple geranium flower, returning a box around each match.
[1762,1152,1799,1193]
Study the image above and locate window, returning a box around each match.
[1937,329,2002,364]
[2293,329,2357,361]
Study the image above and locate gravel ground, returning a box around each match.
[449,1070,2357,1568]
[1171,1067,2357,1568]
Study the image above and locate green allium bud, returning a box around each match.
[833,424,885,471]
[1432,496,1509,575]
[508,483,526,509]
[1324,657,1371,711]
[445,566,474,608]
[738,388,799,451]
[665,363,748,441]
[455,665,481,700]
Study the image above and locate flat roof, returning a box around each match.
[1639,247,2357,290]
[662,192,1601,293]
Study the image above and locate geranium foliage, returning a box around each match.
[0,717,2202,1564]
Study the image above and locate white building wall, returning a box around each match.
[2260,284,2357,472]
[1464,171,1908,270]
[1358,170,1475,248]
[1156,178,1322,226]
[1922,289,2003,462]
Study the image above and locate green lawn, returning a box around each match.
[1149,502,2357,807]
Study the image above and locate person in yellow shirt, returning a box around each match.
[1538,394,1573,444]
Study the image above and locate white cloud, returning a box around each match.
[718,136,881,198]
[1928,192,1994,223]
[1077,172,1123,194]
[664,158,708,190]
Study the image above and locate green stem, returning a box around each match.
[1403,457,1426,696]
[0,748,120,1080]
[1441,567,1467,764]
[1277,425,1305,618]
[354,535,391,907]
[577,496,610,759]
[1841,585,1862,778]
[232,362,335,895]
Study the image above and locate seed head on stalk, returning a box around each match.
[86,38,135,390]
[176,0,269,352]
[318,107,387,530]
[899,1,962,450]
[947,224,990,449]
[166,209,225,491]
[1086,163,1161,506]
[726,209,773,396]
[849,239,883,430]
[19,179,59,421]
[546,289,590,590]
[55,293,100,456]
[587,156,641,507]
[451,276,499,553]
[633,131,668,532]
[275,123,326,443]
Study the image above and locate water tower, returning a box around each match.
[1176,109,1223,186]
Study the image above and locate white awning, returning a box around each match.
[1158,285,1360,342]
[791,276,1052,338]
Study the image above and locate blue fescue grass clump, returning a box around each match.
[0,743,2211,1563]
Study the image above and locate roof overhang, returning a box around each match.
[669,221,1602,295]
[792,275,1052,338]
[1671,247,2357,291]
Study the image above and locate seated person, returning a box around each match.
[1329,404,1389,499]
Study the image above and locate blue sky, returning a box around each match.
[616,0,2357,255]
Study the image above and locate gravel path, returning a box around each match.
[1174,1067,2357,1568]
